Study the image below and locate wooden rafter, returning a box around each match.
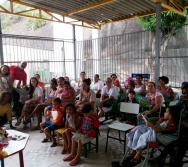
[64,0,116,16]
[101,8,168,25]
[151,0,184,15]
[0,0,101,29]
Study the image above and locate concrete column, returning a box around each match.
[73,25,76,81]
[0,14,4,65]
[155,2,161,84]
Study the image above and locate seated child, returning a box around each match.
[63,103,100,166]
[126,83,135,94]
[40,97,64,147]
[123,106,179,167]
[60,81,75,107]
[121,90,137,103]
[61,103,79,154]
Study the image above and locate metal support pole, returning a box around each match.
[155,2,161,84]
[73,25,77,81]
[0,14,4,65]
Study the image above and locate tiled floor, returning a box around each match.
[2,118,188,167]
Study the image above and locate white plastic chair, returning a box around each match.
[105,102,140,153]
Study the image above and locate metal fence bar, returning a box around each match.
[1,25,188,87]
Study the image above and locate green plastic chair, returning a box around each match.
[83,130,99,157]
[135,94,143,103]
[164,97,171,108]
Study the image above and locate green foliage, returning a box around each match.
[137,10,187,36]
[25,11,47,31]
[1,14,21,32]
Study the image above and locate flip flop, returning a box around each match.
[69,159,80,166]
[61,148,67,154]
[41,138,51,143]
[122,154,135,166]
[63,156,75,161]
[40,129,44,133]
[127,158,141,167]
[15,116,24,126]
[50,142,57,147]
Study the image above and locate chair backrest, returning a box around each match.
[120,102,140,115]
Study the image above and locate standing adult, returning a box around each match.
[10,61,27,113]
[0,65,13,92]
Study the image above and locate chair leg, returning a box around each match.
[118,130,121,143]
[105,128,110,152]
[84,144,87,157]
[120,147,130,163]
[141,144,150,167]
[56,132,60,145]
[96,134,98,153]
[124,134,126,154]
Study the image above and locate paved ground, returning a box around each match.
[2,118,188,167]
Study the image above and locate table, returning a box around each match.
[1,130,29,167]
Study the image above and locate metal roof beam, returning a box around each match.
[101,8,168,25]
[151,0,184,15]
[64,0,116,15]
[0,0,101,29]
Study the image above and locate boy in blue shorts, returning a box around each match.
[40,97,64,147]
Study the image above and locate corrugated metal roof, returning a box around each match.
[1,0,188,29]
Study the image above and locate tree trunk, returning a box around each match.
[148,29,175,82]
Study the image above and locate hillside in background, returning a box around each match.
[1,14,53,38]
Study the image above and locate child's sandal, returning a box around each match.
[50,142,57,147]
[122,154,135,166]
[15,116,24,126]
[69,159,80,166]
[41,138,50,143]
[127,158,141,167]
[40,129,44,133]
[61,148,67,154]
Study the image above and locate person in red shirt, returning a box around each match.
[63,104,99,166]
[40,97,64,147]
[10,61,27,116]
[10,61,27,88]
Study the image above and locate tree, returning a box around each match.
[137,10,187,81]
